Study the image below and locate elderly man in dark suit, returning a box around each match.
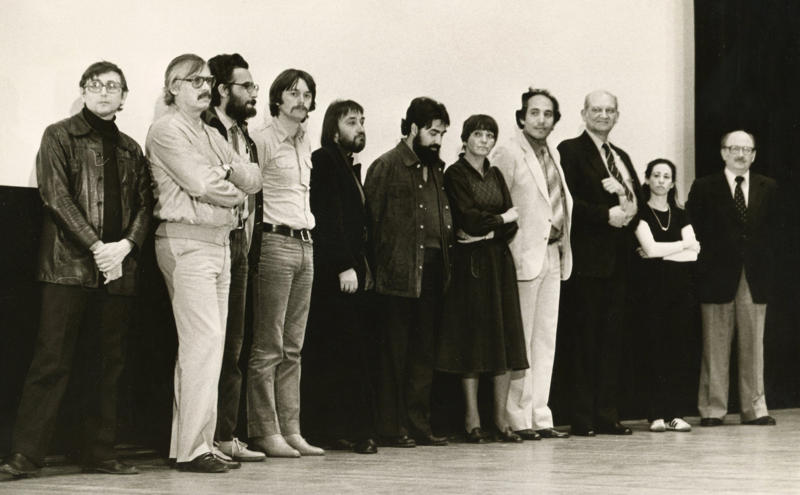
[303,99,378,454]
[557,90,641,437]
[687,130,778,427]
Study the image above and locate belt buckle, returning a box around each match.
[300,229,311,242]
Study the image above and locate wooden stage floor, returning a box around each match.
[2,409,799,494]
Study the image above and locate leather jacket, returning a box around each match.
[35,111,153,295]
[364,141,454,298]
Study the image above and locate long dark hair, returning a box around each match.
[320,99,364,147]
[643,158,681,207]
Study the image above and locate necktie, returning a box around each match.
[538,147,564,233]
[602,143,633,202]
[734,175,746,222]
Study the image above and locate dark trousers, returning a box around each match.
[564,266,627,430]
[302,287,378,441]
[12,283,132,465]
[216,227,249,441]
[377,253,443,438]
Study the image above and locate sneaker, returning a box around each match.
[667,418,692,432]
[649,419,666,432]
[216,438,266,462]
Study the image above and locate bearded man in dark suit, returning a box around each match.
[303,100,378,454]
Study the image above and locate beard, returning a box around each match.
[339,132,366,153]
[413,135,441,165]
[226,95,257,123]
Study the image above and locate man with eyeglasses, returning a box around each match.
[147,53,262,473]
[557,89,641,437]
[200,53,265,463]
[687,130,778,428]
[247,69,323,457]
[0,61,152,479]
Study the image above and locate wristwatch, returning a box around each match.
[222,164,232,180]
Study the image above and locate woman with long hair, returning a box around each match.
[634,158,699,433]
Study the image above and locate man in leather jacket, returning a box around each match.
[0,61,152,479]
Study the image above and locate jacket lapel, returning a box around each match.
[516,129,549,200]
[746,173,764,222]
[579,131,609,180]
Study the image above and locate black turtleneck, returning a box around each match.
[82,106,122,242]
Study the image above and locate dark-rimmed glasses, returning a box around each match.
[723,146,755,155]
[179,76,215,89]
[229,82,259,93]
[84,80,123,94]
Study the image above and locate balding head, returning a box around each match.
[581,89,619,139]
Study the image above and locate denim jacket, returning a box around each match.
[35,111,153,295]
[364,141,454,298]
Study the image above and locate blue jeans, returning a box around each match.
[247,232,313,437]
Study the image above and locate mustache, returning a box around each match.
[246,99,257,106]
[292,105,308,112]
[198,91,211,100]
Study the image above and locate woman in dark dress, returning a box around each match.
[437,115,528,443]
[634,158,699,433]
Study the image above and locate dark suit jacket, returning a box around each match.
[557,131,642,278]
[686,171,778,304]
[310,145,370,291]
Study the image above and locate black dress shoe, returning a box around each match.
[413,433,448,446]
[354,438,378,454]
[328,438,356,450]
[700,417,723,427]
[495,427,523,443]
[513,429,542,441]
[571,426,596,437]
[597,422,633,435]
[466,427,490,444]
[175,452,230,473]
[83,459,139,475]
[743,416,776,425]
[378,435,416,448]
[214,454,241,470]
[536,428,570,439]
[0,452,40,478]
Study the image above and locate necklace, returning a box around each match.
[648,203,671,231]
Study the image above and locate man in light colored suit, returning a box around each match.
[492,88,573,440]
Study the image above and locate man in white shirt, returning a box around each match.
[687,130,778,427]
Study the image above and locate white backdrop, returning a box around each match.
[0,0,694,197]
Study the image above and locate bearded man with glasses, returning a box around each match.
[687,130,779,428]
[147,53,262,473]
[200,53,265,463]
[0,61,152,479]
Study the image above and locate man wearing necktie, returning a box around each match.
[201,53,265,462]
[687,130,778,427]
[492,88,573,441]
[557,90,641,436]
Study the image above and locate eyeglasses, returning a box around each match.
[588,107,617,117]
[230,82,259,93]
[84,80,123,94]
[179,76,215,89]
[723,146,755,155]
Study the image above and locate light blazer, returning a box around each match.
[492,128,573,282]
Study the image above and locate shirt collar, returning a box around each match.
[586,129,611,153]
[214,106,237,133]
[271,116,306,144]
[522,129,548,156]
[724,167,749,187]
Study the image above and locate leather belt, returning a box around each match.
[262,222,312,242]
